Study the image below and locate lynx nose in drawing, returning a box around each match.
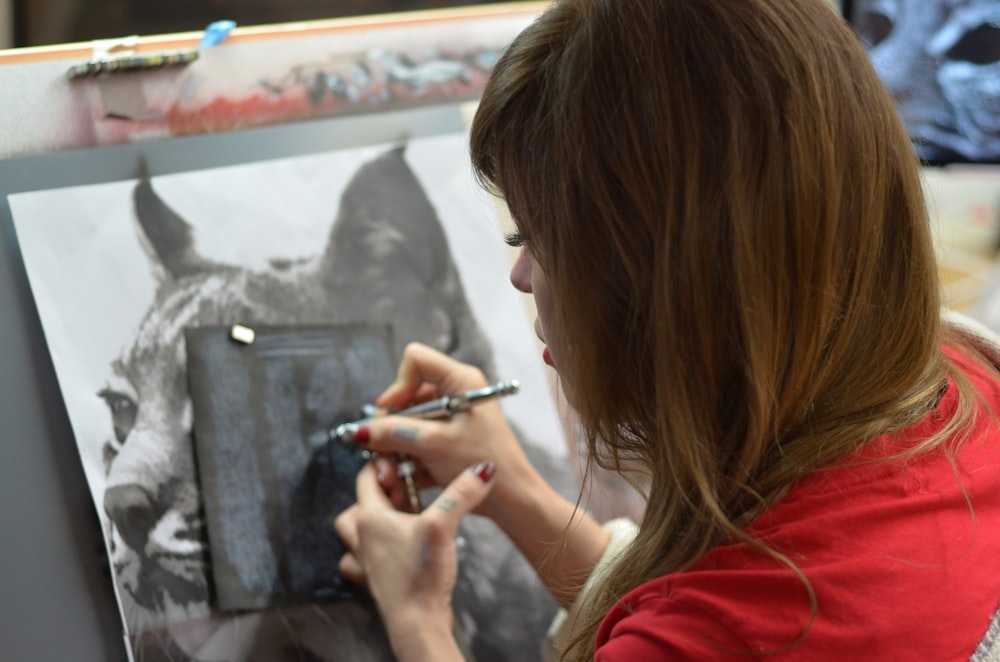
[99,325,211,613]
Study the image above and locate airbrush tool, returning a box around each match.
[330,380,520,512]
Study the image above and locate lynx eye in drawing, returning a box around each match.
[97,382,137,472]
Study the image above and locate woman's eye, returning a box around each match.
[504,231,525,248]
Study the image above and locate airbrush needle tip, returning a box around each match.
[331,422,359,443]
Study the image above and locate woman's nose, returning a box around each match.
[509,247,533,293]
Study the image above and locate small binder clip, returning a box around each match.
[229,324,256,344]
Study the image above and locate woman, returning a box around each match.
[335,0,1000,658]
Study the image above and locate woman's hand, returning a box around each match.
[355,342,539,521]
[334,458,496,662]
[351,342,610,611]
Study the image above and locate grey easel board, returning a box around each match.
[0,102,470,661]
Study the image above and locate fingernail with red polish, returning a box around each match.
[472,460,496,483]
[353,426,371,445]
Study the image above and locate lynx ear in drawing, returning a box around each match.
[131,167,215,282]
[97,146,562,660]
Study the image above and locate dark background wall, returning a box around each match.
[14,0,521,48]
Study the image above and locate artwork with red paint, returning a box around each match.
[0,7,540,158]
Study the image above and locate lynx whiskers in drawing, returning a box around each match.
[97,146,572,661]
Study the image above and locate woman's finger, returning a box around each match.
[411,382,440,405]
[351,415,452,458]
[334,504,359,550]
[372,455,394,488]
[375,342,486,409]
[334,504,367,583]
[338,552,366,585]
[354,460,397,508]
[423,460,497,532]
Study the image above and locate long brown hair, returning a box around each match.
[471,0,953,658]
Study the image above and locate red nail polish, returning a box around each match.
[353,426,371,445]
[473,460,496,483]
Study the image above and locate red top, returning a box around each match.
[596,345,1000,660]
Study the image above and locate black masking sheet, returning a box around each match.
[185,324,395,611]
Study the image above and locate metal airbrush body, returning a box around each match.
[330,380,520,512]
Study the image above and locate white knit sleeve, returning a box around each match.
[541,517,639,661]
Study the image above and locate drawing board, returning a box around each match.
[8,129,569,660]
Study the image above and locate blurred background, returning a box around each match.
[1,0,846,51]
[2,0,522,49]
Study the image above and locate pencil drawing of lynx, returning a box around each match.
[98,146,572,660]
